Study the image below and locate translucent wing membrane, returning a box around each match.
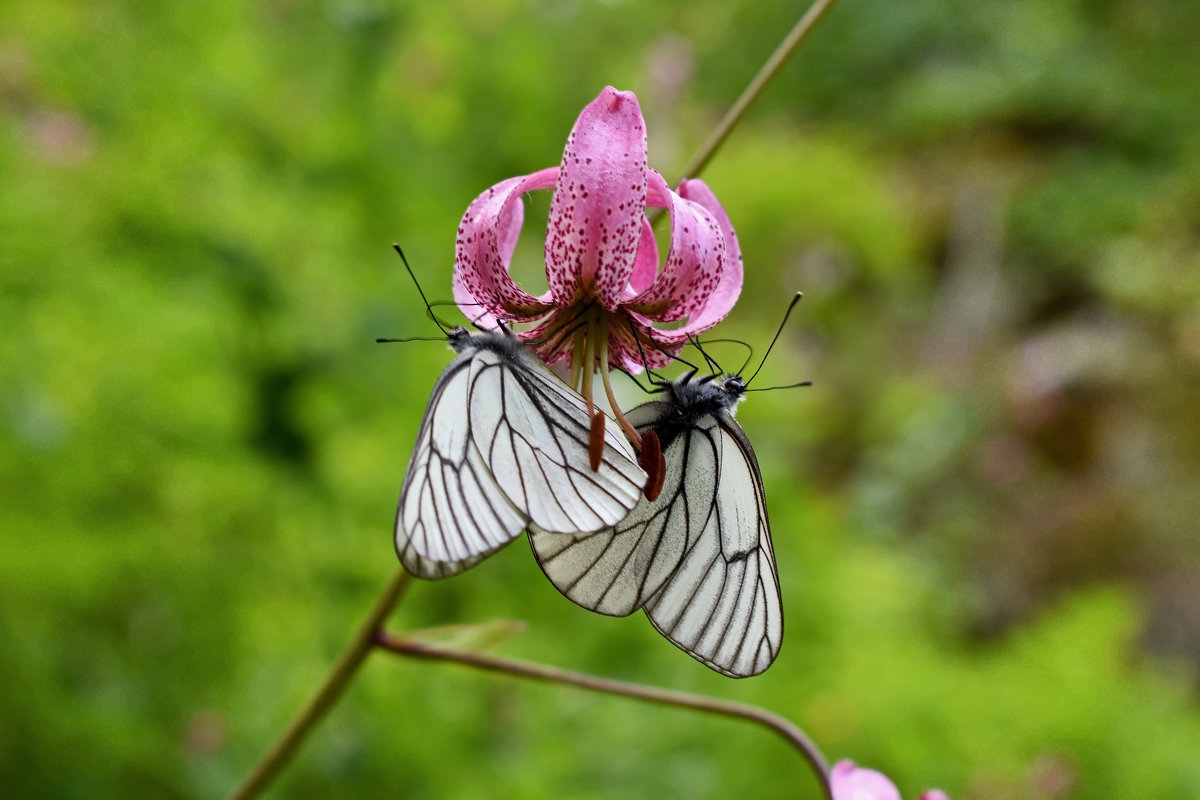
[397,355,525,579]
[529,377,782,677]
[643,416,781,678]
[529,401,713,616]
[468,347,648,533]
[397,330,645,579]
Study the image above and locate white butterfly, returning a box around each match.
[396,326,648,579]
[529,370,783,678]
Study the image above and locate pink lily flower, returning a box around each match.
[453,86,742,443]
[830,760,950,800]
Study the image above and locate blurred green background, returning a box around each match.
[3,1,1199,798]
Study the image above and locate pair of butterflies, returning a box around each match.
[395,325,782,678]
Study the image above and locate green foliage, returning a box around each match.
[2,1,1199,798]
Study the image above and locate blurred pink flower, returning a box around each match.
[453,86,742,376]
[830,760,949,800]
[831,760,901,800]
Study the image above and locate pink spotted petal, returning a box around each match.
[918,791,951,800]
[830,760,902,800]
[622,217,659,299]
[452,270,499,330]
[625,169,724,323]
[545,87,648,312]
[608,311,677,371]
[455,168,558,322]
[673,178,742,331]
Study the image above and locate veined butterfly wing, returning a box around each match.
[642,387,781,678]
[398,342,523,579]
[526,399,708,616]
[397,328,646,579]
[529,374,782,677]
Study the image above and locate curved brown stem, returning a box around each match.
[376,631,833,800]
[229,568,415,800]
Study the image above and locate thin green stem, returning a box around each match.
[376,632,833,800]
[674,0,841,185]
[229,568,415,800]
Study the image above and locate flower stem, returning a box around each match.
[376,632,833,800]
[229,568,415,800]
[674,0,841,184]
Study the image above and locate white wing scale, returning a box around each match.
[468,347,647,534]
[530,387,782,678]
[643,414,782,677]
[396,332,645,579]
[529,402,716,616]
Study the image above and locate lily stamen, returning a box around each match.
[594,314,643,448]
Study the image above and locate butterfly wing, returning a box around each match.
[642,411,781,677]
[530,402,782,677]
[528,400,720,616]
[398,334,646,579]
[467,345,646,535]
[396,350,527,579]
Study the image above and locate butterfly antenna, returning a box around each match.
[624,316,674,388]
[628,319,667,388]
[617,367,655,395]
[688,334,722,376]
[431,298,491,332]
[376,335,446,344]
[633,319,701,376]
[745,380,812,392]
[695,337,755,377]
[745,291,803,388]
[393,244,450,336]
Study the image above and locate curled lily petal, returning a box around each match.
[674,178,743,330]
[455,167,558,321]
[448,86,747,432]
[452,270,498,330]
[622,218,659,300]
[626,169,724,323]
[545,87,648,311]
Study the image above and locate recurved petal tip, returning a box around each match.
[455,168,558,322]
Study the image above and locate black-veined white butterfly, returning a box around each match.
[528,295,806,677]
[386,249,647,580]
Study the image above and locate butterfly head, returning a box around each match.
[663,371,744,416]
[446,326,474,352]
[721,374,747,400]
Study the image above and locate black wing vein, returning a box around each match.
[396,337,645,579]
